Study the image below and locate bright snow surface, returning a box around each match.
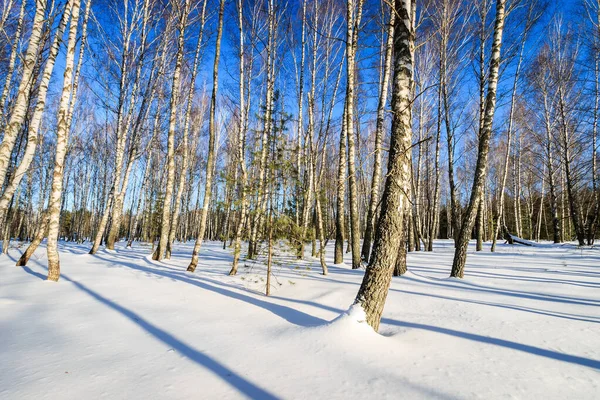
[1,240,599,399]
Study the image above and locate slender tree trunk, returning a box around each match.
[17,213,48,266]
[295,0,306,230]
[247,0,277,261]
[0,1,74,230]
[345,0,364,270]
[491,18,528,250]
[47,0,85,281]
[335,102,348,265]
[361,7,394,262]
[0,0,26,122]
[476,197,483,251]
[393,217,408,276]
[314,144,328,275]
[187,0,225,271]
[90,3,138,255]
[229,0,251,276]
[153,0,191,260]
[559,93,586,245]
[587,56,600,244]
[166,0,207,259]
[513,137,523,237]
[451,0,506,278]
[106,0,155,251]
[0,0,47,186]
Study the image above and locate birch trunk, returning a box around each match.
[451,0,506,278]
[0,0,47,186]
[229,0,251,276]
[361,7,394,262]
[187,0,225,271]
[491,16,528,251]
[0,0,26,121]
[334,102,347,264]
[153,0,191,260]
[165,2,207,258]
[106,0,154,251]
[295,0,306,229]
[89,2,137,254]
[247,0,276,261]
[587,40,600,244]
[345,0,364,270]
[16,213,48,266]
[0,0,74,230]
[354,0,414,331]
[559,92,586,245]
[47,0,84,281]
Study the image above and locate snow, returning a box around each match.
[1,239,599,399]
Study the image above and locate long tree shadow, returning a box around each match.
[92,253,327,327]
[391,288,600,324]
[407,262,600,289]
[380,319,600,370]
[20,266,280,400]
[407,260,600,286]
[21,266,46,280]
[402,274,600,307]
[445,269,600,289]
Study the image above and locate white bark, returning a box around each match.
[0,0,75,232]
[0,0,48,187]
[47,0,85,281]
[187,0,225,270]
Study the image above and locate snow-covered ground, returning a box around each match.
[1,239,599,399]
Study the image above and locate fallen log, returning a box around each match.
[502,225,535,246]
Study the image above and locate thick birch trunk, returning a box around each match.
[354,0,414,331]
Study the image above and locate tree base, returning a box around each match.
[16,256,29,266]
[47,263,60,282]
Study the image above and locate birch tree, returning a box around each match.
[491,1,538,251]
[153,0,192,260]
[47,0,89,281]
[354,0,415,331]
[0,0,47,187]
[165,0,208,259]
[345,0,364,270]
[186,0,225,271]
[451,0,506,278]
[0,0,74,233]
[361,3,394,262]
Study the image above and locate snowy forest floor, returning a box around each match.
[1,239,599,399]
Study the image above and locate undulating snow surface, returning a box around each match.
[1,240,599,399]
